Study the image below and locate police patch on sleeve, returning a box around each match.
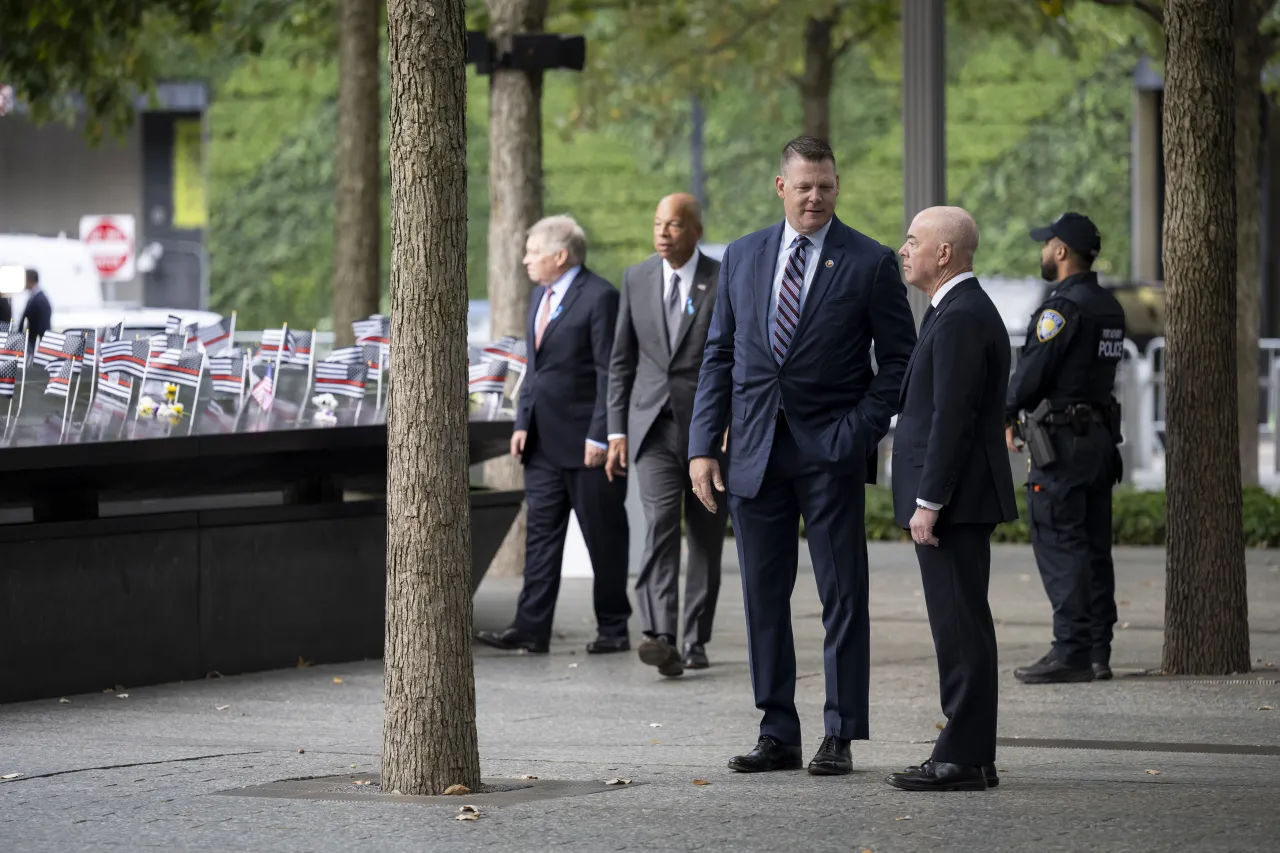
[1036,309,1066,342]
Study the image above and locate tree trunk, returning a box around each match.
[799,16,837,141]
[1161,0,1251,675]
[1234,0,1267,487]
[332,0,383,348]
[382,0,480,795]
[482,0,549,578]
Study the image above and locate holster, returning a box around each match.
[1023,399,1057,469]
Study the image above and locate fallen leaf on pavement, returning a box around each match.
[650,723,662,728]
[1,773,22,780]
[1118,600,1130,606]
[935,723,945,731]
[58,698,70,704]
[520,775,538,780]
[604,778,632,785]
[1120,622,1131,630]
[651,740,660,744]
[1146,769,1161,776]
[296,656,312,668]
[332,677,344,684]
[1259,705,1274,711]
[443,784,470,795]
[353,780,373,786]
[456,805,482,821]
[215,705,230,711]
[298,749,306,754]
[117,693,129,699]
[692,779,710,786]
[895,815,912,821]
[568,663,579,669]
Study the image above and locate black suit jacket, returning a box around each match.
[19,289,52,341]
[515,267,619,470]
[891,277,1018,528]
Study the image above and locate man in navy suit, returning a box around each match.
[688,137,917,774]
[476,215,632,656]
[18,269,52,343]
[886,206,1017,792]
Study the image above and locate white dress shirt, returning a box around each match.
[768,217,833,338]
[916,270,977,512]
[534,266,606,451]
[608,250,701,442]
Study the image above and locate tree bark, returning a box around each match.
[1161,0,1251,675]
[482,0,549,578]
[1234,0,1267,487]
[799,15,837,141]
[382,0,480,795]
[332,0,383,348]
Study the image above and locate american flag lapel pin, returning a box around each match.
[825,259,834,268]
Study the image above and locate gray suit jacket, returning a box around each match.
[607,251,722,457]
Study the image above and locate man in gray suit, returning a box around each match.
[606,193,729,677]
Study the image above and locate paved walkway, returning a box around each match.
[3,543,1278,852]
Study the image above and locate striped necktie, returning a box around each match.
[773,235,810,363]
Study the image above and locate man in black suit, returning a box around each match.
[606,193,729,677]
[688,137,917,775]
[476,215,632,656]
[18,269,51,343]
[886,206,1018,792]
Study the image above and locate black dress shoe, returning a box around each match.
[886,761,988,791]
[807,735,853,776]
[1092,662,1113,680]
[586,636,630,654]
[1014,653,1094,684]
[638,636,683,677]
[727,735,803,773]
[906,760,998,788]
[474,627,548,654]
[682,642,709,670]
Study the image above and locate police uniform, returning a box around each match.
[1007,213,1125,684]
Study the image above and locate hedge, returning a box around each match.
[721,487,1280,548]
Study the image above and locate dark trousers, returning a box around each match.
[729,417,870,745]
[515,445,631,643]
[917,524,998,766]
[1028,427,1117,668]
[633,411,729,645]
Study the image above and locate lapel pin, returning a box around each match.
[696,283,707,291]
[825,259,834,268]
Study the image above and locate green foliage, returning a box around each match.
[773,486,1280,548]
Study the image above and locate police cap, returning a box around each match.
[1029,212,1101,262]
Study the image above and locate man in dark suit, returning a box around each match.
[18,269,51,343]
[475,215,631,656]
[885,206,1018,792]
[605,193,729,677]
[688,137,917,775]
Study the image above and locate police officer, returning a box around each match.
[1006,212,1125,685]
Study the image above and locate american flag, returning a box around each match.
[64,328,97,369]
[324,346,363,364]
[33,331,67,366]
[482,336,528,374]
[362,343,385,383]
[0,330,26,361]
[96,372,132,403]
[469,360,509,395]
[258,328,295,361]
[208,353,246,396]
[286,330,313,366]
[36,331,86,373]
[101,339,150,378]
[45,361,73,398]
[353,315,390,345]
[184,321,200,345]
[150,332,187,354]
[165,314,183,334]
[147,348,204,388]
[250,363,275,411]
[104,322,124,343]
[0,321,8,336]
[197,317,232,350]
[0,359,17,398]
[315,360,367,399]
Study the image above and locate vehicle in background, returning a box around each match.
[0,234,221,337]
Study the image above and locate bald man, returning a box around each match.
[606,193,729,676]
[887,207,1017,792]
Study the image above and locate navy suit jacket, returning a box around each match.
[688,216,917,499]
[515,267,619,470]
[890,278,1018,528]
[19,289,51,342]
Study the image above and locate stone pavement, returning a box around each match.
[2,543,1278,853]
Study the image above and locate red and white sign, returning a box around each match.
[79,214,136,282]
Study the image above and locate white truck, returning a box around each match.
[0,233,221,335]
